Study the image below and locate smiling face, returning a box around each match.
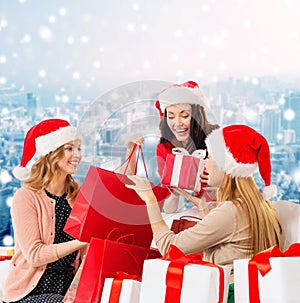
[166,103,192,145]
[57,139,82,177]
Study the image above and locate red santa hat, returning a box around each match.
[13,118,82,180]
[155,81,207,117]
[205,124,277,199]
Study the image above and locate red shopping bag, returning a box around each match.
[64,145,170,247]
[170,215,202,234]
[72,237,161,303]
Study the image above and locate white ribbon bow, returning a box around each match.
[172,147,206,159]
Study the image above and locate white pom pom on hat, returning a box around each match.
[13,118,82,180]
[205,124,277,199]
[155,81,208,118]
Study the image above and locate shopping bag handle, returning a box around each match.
[107,228,135,244]
[124,249,143,268]
[179,215,202,221]
[116,143,149,178]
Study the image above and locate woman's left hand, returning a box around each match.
[125,133,144,150]
[125,175,157,205]
[200,171,209,189]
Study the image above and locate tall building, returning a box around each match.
[260,106,281,144]
[26,93,37,118]
[0,187,13,245]
[283,92,300,143]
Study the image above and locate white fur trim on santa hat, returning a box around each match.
[12,166,30,181]
[262,184,277,200]
[158,86,206,107]
[205,128,257,177]
[36,126,82,156]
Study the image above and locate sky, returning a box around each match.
[0,0,300,103]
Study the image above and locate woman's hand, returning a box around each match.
[125,175,157,205]
[200,170,209,190]
[125,133,144,150]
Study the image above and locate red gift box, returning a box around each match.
[161,148,205,192]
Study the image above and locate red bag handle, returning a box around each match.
[124,249,144,268]
[116,144,149,178]
[106,228,135,244]
[122,143,139,174]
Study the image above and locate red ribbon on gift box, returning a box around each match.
[248,243,300,302]
[162,245,225,303]
[108,271,141,303]
[0,255,12,261]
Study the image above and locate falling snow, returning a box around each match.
[0,0,299,102]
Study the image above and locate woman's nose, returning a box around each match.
[174,116,183,125]
[73,148,81,157]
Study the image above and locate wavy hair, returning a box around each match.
[217,175,282,257]
[159,104,219,149]
[24,145,80,201]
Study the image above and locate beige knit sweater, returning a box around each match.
[153,201,251,283]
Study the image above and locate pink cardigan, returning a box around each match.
[2,186,80,302]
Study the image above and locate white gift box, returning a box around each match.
[234,257,300,303]
[100,278,141,303]
[139,258,230,303]
[0,259,11,301]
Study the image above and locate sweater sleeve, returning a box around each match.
[156,142,173,179]
[153,202,237,256]
[12,188,60,267]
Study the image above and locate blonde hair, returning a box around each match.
[217,175,282,257]
[24,145,80,201]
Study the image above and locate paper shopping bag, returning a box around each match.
[64,164,170,247]
[72,237,161,303]
[170,215,202,234]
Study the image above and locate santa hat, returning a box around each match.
[13,119,82,180]
[205,125,277,199]
[155,81,207,118]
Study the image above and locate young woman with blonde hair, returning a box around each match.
[126,124,282,302]
[2,119,88,303]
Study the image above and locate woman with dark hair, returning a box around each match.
[125,81,219,214]
[155,81,219,213]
